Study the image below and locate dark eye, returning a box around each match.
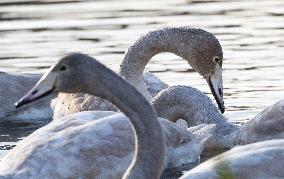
[60,66,66,71]
[214,57,220,64]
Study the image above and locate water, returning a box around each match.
[0,0,283,165]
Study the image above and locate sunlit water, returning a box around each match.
[0,0,284,173]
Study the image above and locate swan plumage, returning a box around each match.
[181,139,284,179]
[1,53,207,178]
[0,111,206,178]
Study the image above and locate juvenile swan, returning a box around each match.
[11,53,165,178]
[181,139,284,179]
[120,27,225,113]
[0,53,205,178]
[152,86,284,150]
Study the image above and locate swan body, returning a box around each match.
[235,100,284,145]
[153,86,284,151]
[181,139,284,179]
[0,111,205,178]
[13,53,166,178]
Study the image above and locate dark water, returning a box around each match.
[0,0,284,164]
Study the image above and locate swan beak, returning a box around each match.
[15,70,56,108]
[207,66,225,113]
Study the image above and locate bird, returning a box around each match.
[120,27,224,113]
[54,27,225,118]
[0,53,207,178]
[152,85,284,152]
[181,139,284,179]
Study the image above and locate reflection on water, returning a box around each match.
[0,0,284,164]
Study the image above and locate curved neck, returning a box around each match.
[120,28,198,100]
[84,60,165,178]
[151,86,224,126]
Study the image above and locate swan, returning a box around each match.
[181,139,284,179]
[152,85,284,152]
[120,27,224,113]
[53,27,225,118]
[0,53,206,178]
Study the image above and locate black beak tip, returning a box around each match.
[220,106,225,114]
[207,78,225,114]
[216,100,225,114]
[215,99,226,114]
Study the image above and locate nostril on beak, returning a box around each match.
[31,90,38,95]
[218,88,222,97]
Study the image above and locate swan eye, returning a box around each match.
[214,57,222,65]
[60,66,66,71]
[214,57,220,63]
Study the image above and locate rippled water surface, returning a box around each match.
[0,0,284,162]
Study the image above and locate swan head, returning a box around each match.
[182,29,224,113]
[15,53,95,108]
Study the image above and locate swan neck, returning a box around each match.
[152,86,225,125]
[120,28,195,100]
[86,62,165,179]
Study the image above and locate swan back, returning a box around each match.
[181,139,284,179]
[236,100,284,144]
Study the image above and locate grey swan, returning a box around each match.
[0,53,206,178]
[55,27,225,118]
